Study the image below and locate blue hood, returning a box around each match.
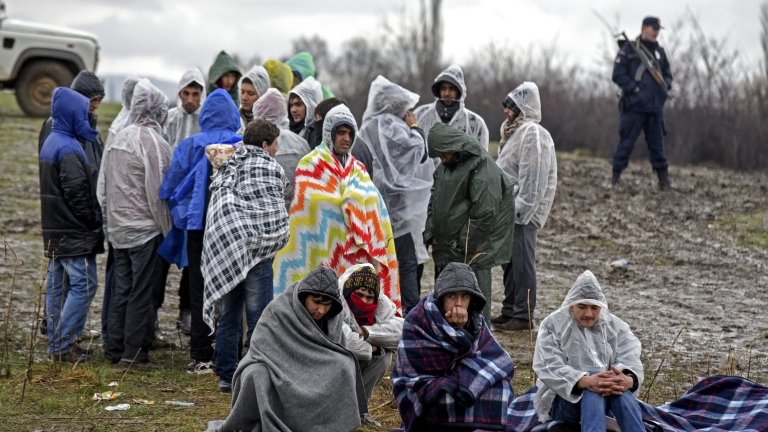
[50,87,98,142]
[199,88,241,133]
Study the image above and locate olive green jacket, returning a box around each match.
[207,51,241,107]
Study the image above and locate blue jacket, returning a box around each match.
[39,87,104,258]
[612,39,673,113]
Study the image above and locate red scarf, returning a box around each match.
[346,293,378,326]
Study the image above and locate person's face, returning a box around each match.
[289,96,306,123]
[442,291,471,312]
[504,106,517,122]
[641,25,659,42]
[440,82,459,106]
[239,83,259,112]
[570,303,601,328]
[439,153,455,164]
[353,288,376,305]
[333,125,353,155]
[179,85,202,114]
[89,96,103,114]
[262,138,278,156]
[304,295,333,321]
[220,72,238,92]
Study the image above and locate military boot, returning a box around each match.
[656,168,673,190]
[610,170,622,188]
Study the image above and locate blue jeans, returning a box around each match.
[551,372,645,432]
[215,259,274,384]
[46,255,98,354]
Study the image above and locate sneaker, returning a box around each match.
[187,360,214,374]
[493,317,533,332]
[361,412,381,427]
[219,380,232,394]
[50,348,90,363]
[177,309,191,335]
[490,314,513,326]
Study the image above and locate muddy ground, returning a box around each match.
[0,92,767,429]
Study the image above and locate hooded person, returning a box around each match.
[533,271,644,432]
[99,79,172,370]
[236,65,270,133]
[159,88,242,374]
[287,76,323,145]
[164,67,207,150]
[207,50,241,107]
[391,262,515,432]
[359,75,434,313]
[424,123,515,320]
[263,59,293,99]
[338,264,404,427]
[492,82,558,332]
[285,51,335,99]
[273,104,401,311]
[251,88,311,210]
[105,74,141,149]
[39,87,103,363]
[413,65,489,154]
[205,266,367,432]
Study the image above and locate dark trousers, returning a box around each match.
[105,235,164,363]
[178,267,190,311]
[612,111,668,171]
[395,234,421,310]
[501,223,538,321]
[101,243,114,343]
[188,230,213,362]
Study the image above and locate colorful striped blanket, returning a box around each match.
[506,375,768,431]
[273,142,401,310]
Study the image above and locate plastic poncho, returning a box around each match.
[532,271,644,422]
[263,59,293,98]
[414,65,490,151]
[359,75,434,265]
[496,82,557,229]
[164,67,206,150]
[236,66,271,134]
[98,79,172,249]
[285,51,334,99]
[106,74,140,148]
[424,123,515,271]
[288,76,323,140]
[252,88,311,210]
[207,51,241,107]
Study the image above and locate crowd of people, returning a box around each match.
[39,18,668,430]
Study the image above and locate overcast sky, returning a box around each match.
[9,0,764,83]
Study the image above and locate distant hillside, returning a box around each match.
[102,75,178,108]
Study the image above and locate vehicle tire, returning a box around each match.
[15,60,75,117]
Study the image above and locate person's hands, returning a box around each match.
[577,366,632,396]
[445,306,468,329]
[403,111,417,128]
[357,326,369,339]
[371,344,379,353]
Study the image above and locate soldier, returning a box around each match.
[611,17,673,190]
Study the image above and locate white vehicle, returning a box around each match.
[0,1,99,117]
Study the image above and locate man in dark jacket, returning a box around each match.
[424,123,515,320]
[611,16,674,189]
[39,87,104,362]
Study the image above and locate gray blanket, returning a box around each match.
[207,266,367,432]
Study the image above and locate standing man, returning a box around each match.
[288,76,323,146]
[413,65,489,152]
[359,76,434,314]
[611,16,673,189]
[285,51,335,99]
[424,124,515,320]
[207,51,241,107]
[493,82,557,332]
[236,66,270,133]
[39,87,104,362]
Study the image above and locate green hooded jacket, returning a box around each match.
[207,51,242,107]
[424,123,515,270]
[285,52,335,99]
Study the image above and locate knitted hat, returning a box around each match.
[342,266,381,301]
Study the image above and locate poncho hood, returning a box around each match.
[285,51,316,81]
[175,66,206,114]
[71,70,105,99]
[199,89,241,133]
[239,65,270,99]
[427,122,482,158]
[129,78,169,130]
[206,50,241,105]
[508,81,542,124]
[289,76,323,130]
[263,59,293,98]
[322,104,358,150]
[50,87,98,142]
[430,64,467,104]
[252,88,289,130]
[362,75,419,122]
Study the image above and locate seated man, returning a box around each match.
[392,262,515,432]
[339,264,404,427]
[206,266,367,432]
[532,271,644,432]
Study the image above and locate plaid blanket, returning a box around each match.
[391,291,514,430]
[200,144,289,332]
[506,376,768,432]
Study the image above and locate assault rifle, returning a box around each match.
[617,31,669,98]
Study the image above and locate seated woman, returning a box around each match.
[391,262,515,432]
[206,266,367,432]
[533,270,645,432]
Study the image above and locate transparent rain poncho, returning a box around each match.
[163,66,207,150]
[252,88,311,210]
[496,82,557,229]
[98,79,172,249]
[532,271,644,422]
[289,76,323,137]
[413,65,489,151]
[241,65,270,99]
[359,75,434,243]
[106,74,140,149]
